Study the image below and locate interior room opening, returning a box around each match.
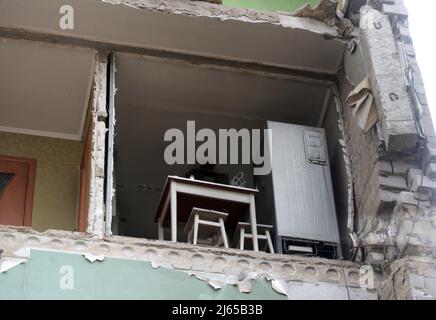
[112,53,351,259]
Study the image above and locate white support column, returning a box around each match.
[249,194,259,251]
[158,194,170,240]
[170,181,177,242]
[219,217,229,249]
[240,228,245,250]
[265,230,275,254]
[158,215,165,241]
[193,213,199,245]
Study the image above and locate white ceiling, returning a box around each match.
[116,53,329,125]
[0,38,95,140]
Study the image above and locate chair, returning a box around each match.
[233,222,275,253]
[184,208,229,248]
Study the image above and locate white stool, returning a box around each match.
[184,208,229,248]
[233,222,274,253]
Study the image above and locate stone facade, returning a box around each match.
[340,0,436,299]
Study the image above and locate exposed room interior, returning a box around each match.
[0,4,355,259]
[0,38,95,232]
[97,0,353,261]
[113,34,352,259]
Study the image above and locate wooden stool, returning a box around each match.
[233,222,274,253]
[184,208,229,248]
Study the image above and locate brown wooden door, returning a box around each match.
[0,156,35,226]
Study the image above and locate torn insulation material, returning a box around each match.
[0,258,27,273]
[208,280,224,290]
[188,270,286,294]
[83,253,105,263]
[271,279,289,296]
[346,77,378,133]
[336,0,349,19]
[13,247,31,258]
[237,279,252,293]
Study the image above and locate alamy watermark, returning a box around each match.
[59,265,74,290]
[59,5,74,30]
[164,121,272,176]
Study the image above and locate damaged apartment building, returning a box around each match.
[0,0,435,300]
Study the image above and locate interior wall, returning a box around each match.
[113,54,348,249]
[115,102,351,250]
[0,132,84,231]
[115,106,260,239]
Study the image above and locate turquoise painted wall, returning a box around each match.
[0,249,285,300]
[223,0,321,12]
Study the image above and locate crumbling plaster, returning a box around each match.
[0,226,378,299]
[337,0,436,300]
[105,0,332,26]
[97,0,356,48]
[86,52,109,239]
[100,0,349,43]
[379,256,436,300]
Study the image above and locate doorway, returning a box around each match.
[0,155,36,227]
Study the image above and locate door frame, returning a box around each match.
[78,117,92,233]
[0,155,36,227]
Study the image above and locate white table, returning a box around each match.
[154,176,259,251]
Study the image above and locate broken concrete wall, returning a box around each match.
[1,249,285,300]
[86,52,109,239]
[323,91,356,259]
[0,226,378,300]
[339,1,436,295]
[379,257,436,300]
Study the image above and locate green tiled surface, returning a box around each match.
[0,263,26,299]
[0,249,285,300]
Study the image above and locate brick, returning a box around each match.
[404,43,416,57]
[397,191,430,208]
[415,85,429,106]
[410,288,434,300]
[408,168,423,187]
[392,160,418,177]
[379,160,393,175]
[396,24,411,40]
[410,174,436,193]
[383,0,408,17]
[424,277,436,292]
[426,163,436,181]
[385,122,418,151]
[408,273,425,289]
[380,175,408,191]
[413,221,434,236]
